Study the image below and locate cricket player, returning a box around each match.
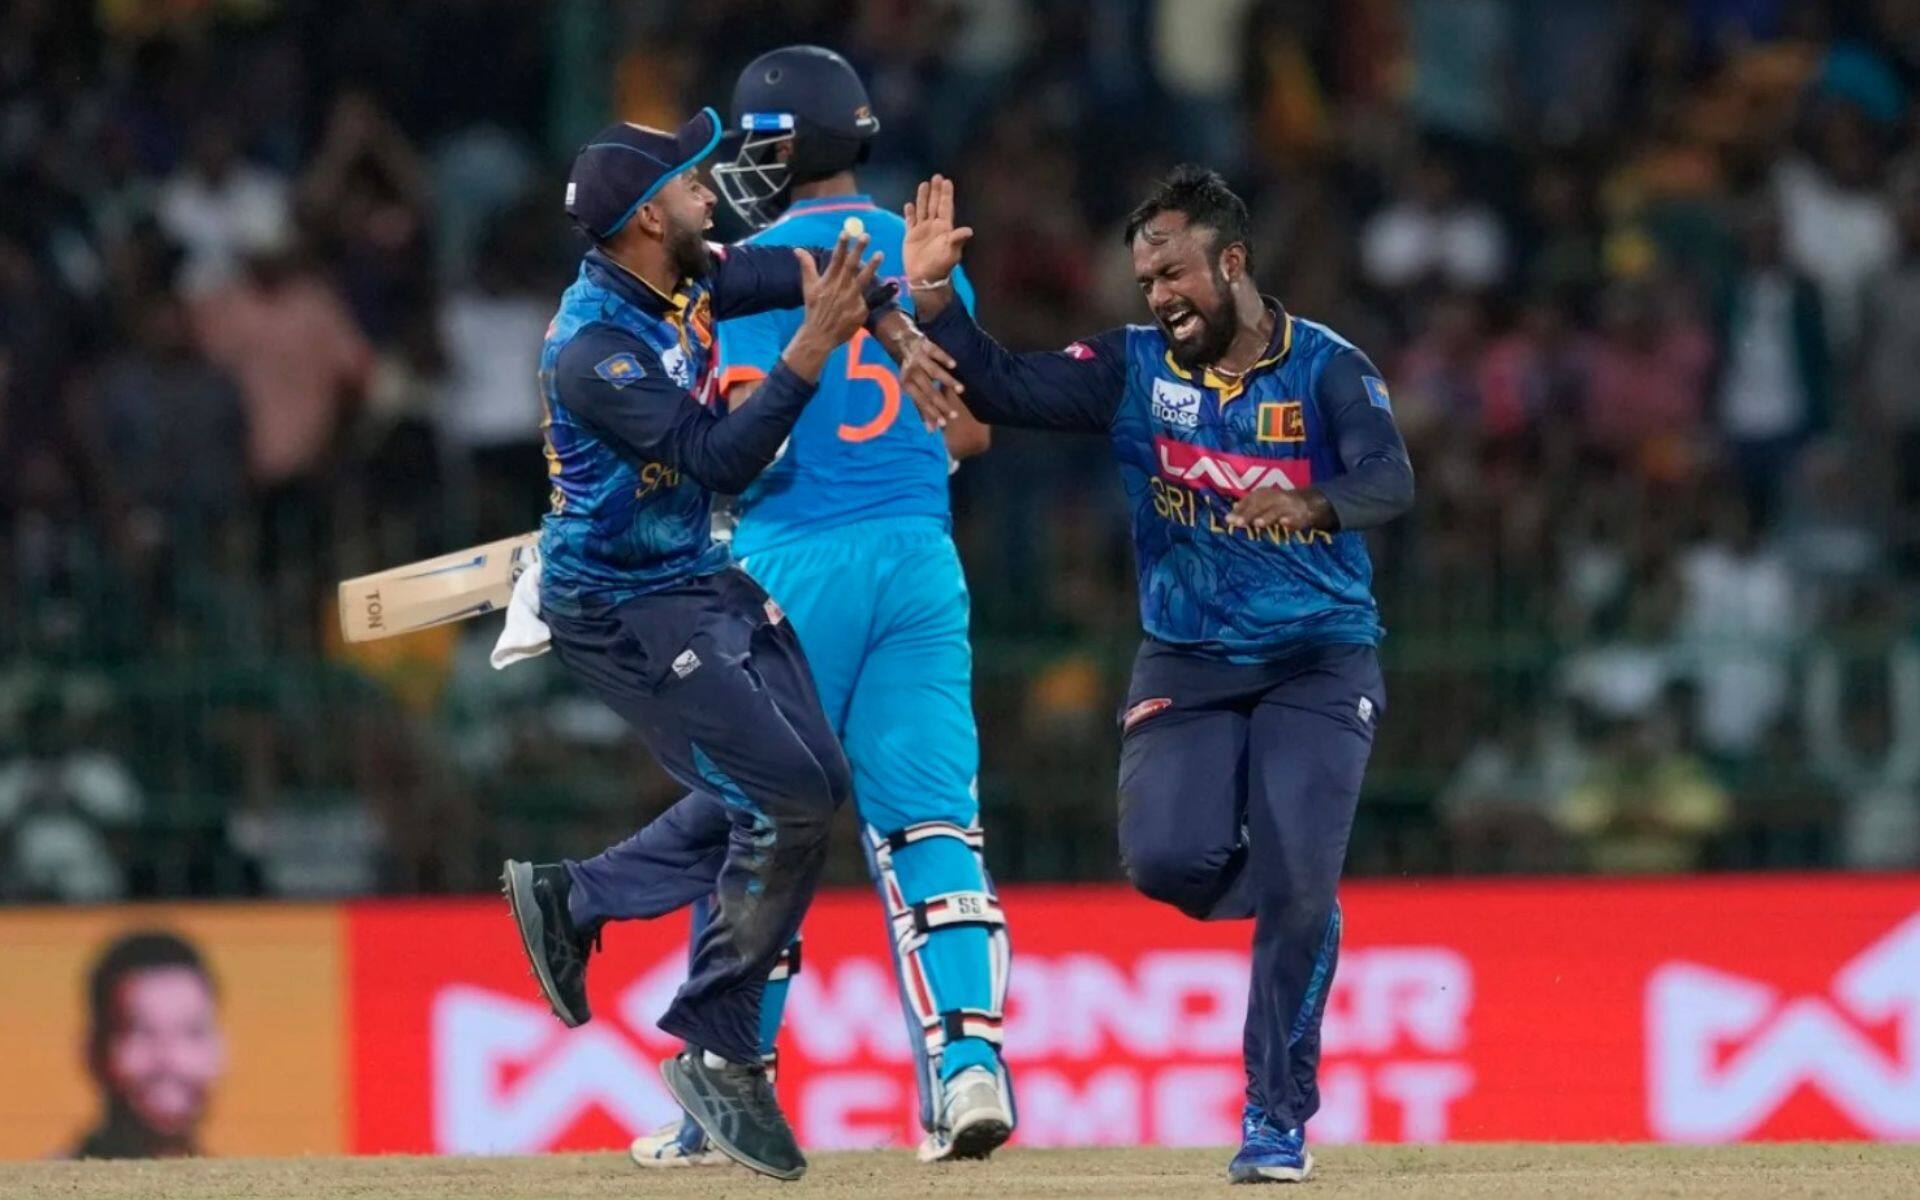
[898,170,1414,1183]
[499,107,926,1181]
[630,46,1013,1167]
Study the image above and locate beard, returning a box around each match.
[668,222,714,280]
[1161,267,1237,369]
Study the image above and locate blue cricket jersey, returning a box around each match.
[537,244,865,617]
[921,300,1415,661]
[715,196,975,557]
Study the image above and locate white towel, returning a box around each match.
[490,552,552,669]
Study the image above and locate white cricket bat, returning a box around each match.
[337,532,539,643]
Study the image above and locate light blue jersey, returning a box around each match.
[716,195,975,556]
[711,195,1001,1108]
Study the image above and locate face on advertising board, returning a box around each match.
[0,905,344,1159]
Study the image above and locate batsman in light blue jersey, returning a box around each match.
[629,46,1013,1169]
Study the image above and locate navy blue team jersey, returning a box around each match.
[537,244,854,617]
[715,196,975,557]
[921,301,1413,661]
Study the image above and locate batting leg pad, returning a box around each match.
[867,820,1012,1130]
[758,938,800,1065]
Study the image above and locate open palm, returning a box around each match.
[902,174,974,283]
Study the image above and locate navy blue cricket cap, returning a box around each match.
[565,106,729,241]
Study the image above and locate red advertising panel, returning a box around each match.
[346,876,1920,1153]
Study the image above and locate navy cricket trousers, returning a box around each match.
[543,567,852,1064]
[1117,639,1383,1132]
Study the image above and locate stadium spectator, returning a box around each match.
[1359,153,1510,294]
[1576,281,1714,476]
[1674,490,1803,762]
[436,213,554,541]
[191,244,371,635]
[296,92,433,348]
[156,121,292,296]
[0,685,144,903]
[1773,98,1897,353]
[1554,700,1733,874]
[83,288,249,632]
[1711,197,1829,525]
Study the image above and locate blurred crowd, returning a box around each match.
[6,0,1920,903]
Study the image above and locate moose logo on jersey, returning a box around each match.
[1151,379,1203,430]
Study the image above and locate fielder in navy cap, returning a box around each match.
[503,103,967,1183]
[565,106,729,272]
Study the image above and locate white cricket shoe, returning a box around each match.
[629,1118,730,1169]
[917,1066,1013,1162]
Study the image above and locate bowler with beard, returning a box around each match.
[500,108,916,1180]
[70,931,226,1159]
[899,168,1413,1183]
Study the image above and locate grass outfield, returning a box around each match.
[3,1145,1917,1200]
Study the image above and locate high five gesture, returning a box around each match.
[901,175,974,324]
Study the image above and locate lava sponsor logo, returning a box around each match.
[1064,341,1096,361]
[1154,436,1311,499]
[1646,911,1920,1141]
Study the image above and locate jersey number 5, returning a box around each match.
[837,330,901,443]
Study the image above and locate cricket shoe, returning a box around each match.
[501,860,598,1027]
[917,1066,1014,1163]
[662,1049,807,1181]
[629,1118,730,1169]
[1228,1104,1313,1183]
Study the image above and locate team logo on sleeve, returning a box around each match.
[1256,401,1305,443]
[595,353,646,387]
[659,345,693,389]
[1151,379,1203,430]
[1064,341,1095,360]
[1363,375,1392,412]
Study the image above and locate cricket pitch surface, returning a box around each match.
[5,1144,1915,1199]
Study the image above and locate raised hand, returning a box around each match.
[901,175,973,295]
[784,231,881,382]
[797,231,880,348]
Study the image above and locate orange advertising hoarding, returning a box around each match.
[0,905,346,1160]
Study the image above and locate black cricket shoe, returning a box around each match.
[662,1049,807,1181]
[501,859,598,1027]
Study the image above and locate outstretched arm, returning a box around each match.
[913,304,1126,432]
[557,327,817,494]
[564,232,887,493]
[707,241,897,323]
[898,175,1124,433]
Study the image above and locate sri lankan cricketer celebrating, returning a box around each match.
[499,108,918,1181]
[899,170,1415,1183]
